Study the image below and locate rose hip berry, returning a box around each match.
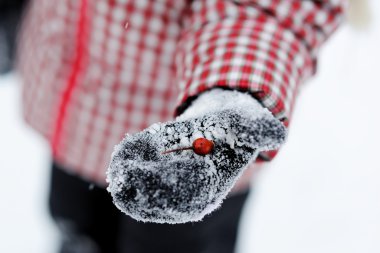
[161,137,214,156]
[192,138,214,155]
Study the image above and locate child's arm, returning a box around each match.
[107,0,346,224]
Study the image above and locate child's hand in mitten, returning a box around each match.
[106,89,286,224]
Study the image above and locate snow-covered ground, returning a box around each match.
[0,74,58,252]
[238,2,380,252]
[1,2,380,252]
[0,74,59,253]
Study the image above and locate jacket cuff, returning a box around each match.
[174,18,314,121]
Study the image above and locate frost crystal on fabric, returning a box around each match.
[107,89,286,224]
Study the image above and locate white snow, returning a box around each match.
[1,1,380,252]
[178,88,267,122]
[237,2,380,252]
[0,74,59,253]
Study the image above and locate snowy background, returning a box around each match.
[1,1,380,252]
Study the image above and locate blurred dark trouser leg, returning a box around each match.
[117,191,250,253]
[0,0,28,74]
[49,161,120,253]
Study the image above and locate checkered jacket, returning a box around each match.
[18,0,346,185]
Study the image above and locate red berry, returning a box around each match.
[192,138,214,156]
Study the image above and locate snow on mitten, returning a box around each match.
[106,89,286,224]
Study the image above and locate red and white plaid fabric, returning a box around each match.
[17,0,346,185]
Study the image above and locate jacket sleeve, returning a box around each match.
[174,0,346,120]
[174,0,346,161]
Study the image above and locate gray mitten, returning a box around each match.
[107,89,286,224]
